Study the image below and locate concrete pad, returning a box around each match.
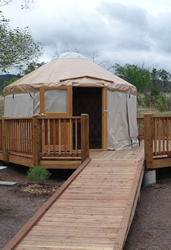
[0,166,7,171]
[143,170,156,187]
[0,181,17,186]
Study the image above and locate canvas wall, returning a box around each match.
[107,91,138,150]
[4,90,67,117]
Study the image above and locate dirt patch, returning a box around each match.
[0,164,171,249]
[0,163,73,249]
[125,168,171,250]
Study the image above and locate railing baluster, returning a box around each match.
[154,118,157,155]
[28,120,30,154]
[20,120,22,153]
[48,119,50,156]
[75,118,78,156]
[27,119,29,154]
[42,119,45,156]
[70,118,73,156]
[167,118,169,154]
[0,120,1,150]
[64,119,67,155]
[25,120,27,154]
[53,119,55,155]
[169,119,171,152]
[59,119,61,156]
[159,118,161,154]
[162,118,165,154]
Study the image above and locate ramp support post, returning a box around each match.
[144,113,154,169]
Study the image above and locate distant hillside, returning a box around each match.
[0,74,21,91]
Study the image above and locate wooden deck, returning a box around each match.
[90,141,144,160]
[4,144,144,250]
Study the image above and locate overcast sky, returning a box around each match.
[2,0,171,72]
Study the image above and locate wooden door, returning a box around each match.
[39,86,72,153]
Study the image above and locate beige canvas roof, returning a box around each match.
[4,55,137,96]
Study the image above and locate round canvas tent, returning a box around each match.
[4,52,138,150]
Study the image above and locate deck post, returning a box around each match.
[2,117,8,162]
[144,113,154,169]
[81,114,89,162]
[32,115,41,167]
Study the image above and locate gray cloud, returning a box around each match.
[2,0,171,71]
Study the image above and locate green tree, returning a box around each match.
[22,61,45,75]
[150,68,171,93]
[0,13,43,73]
[0,0,33,8]
[3,76,20,87]
[158,69,171,92]
[114,63,150,93]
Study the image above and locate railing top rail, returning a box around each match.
[153,116,171,119]
[2,117,32,120]
[138,115,171,119]
[37,116,81,120]
[0,116,82,120]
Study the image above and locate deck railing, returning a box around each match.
[153,116,171,156]
[39,116,81,157]
[0,114,89,168]
[143,114,171,169]
[5,118,32,155]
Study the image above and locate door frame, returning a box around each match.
[102,87,107,150]
[72,86,107,150]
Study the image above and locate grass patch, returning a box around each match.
[137,106,171,117]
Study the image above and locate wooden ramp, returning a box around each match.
[4,145,144,250]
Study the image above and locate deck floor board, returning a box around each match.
[6,143,144,250]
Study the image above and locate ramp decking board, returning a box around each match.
[4,144,144,250]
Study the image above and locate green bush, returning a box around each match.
[27,166,51,184]
[142,90,167,111]
[137,95,143,106]
[155,94,166,111]
[137,95,148,107]
[165,96,171,111]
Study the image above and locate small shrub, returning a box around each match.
[165,96,171,111]
[137,95,143,106]
[155,94,167,111]
[27,166,51,184]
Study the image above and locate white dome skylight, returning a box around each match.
[59,52,87,59]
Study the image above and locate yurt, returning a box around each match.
[3,52,138,150]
